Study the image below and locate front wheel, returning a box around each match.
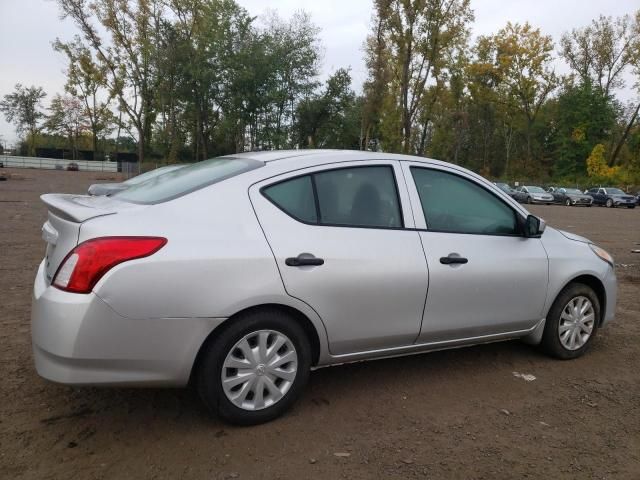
[527,196,532,204]
[196,309,311,425]
[540,283,600,360]
[606,198,614,208]
[627,205,635,209]
[565,199,572,206]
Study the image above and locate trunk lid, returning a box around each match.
[40,194,136,284]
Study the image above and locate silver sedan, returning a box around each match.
[32,150,617,425]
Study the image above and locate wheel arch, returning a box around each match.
[189,303,322,384]
[552,274,606,326]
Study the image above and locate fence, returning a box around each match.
[0,155,119,172]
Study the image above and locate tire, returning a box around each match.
[540,283,600,360]
[526,196,532,204]
[627,205,635,209]
[196,309,311,425]
[606,198,613,208]
[565,199,571,206]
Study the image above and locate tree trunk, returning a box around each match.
[609,102,640,167]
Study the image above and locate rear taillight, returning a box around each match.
[53,237,167,293]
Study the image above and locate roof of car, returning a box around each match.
[227,149,449,166]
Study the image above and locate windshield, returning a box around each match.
[113,157,263,204]
[605,188,625,195]
[527,186,545,193]
[495,183,511,192]
[564,188,582,194]
[124,165,186,186]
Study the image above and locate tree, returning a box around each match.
[295,68,360,149]
[57,0,164,164]
[53,36,114,159]
[367,0,473,154]
[551,79,618,177]
[492,22,559,167]
[560,13,637,99]
[0,84,47,156]
[45,94,90,159]
[561,11,640,166]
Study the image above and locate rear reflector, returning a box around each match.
[53,237,167,293]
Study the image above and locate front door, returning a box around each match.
[403,163,549,343]
[250,160,429,355]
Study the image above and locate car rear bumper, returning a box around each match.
[31,261,225,386]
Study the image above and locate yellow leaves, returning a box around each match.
[571,126,585,143]
[586,144,619,178]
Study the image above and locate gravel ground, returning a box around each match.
[1,167,639,479]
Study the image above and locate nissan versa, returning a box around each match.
[32,150,617,425]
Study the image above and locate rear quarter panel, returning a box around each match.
[79,177,326,338]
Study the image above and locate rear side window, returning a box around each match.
[263,176,317,223]
[262,165,403,229]
[411,167,517,235]
[113,157,262,204]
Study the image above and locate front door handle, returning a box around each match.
[440,254,468,265]
[285,253,324,267]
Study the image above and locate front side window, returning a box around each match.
[262,165,403,229]
[411,167,518,235]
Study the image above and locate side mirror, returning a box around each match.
[523,215,546,238]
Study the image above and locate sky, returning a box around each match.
[0,0,638,147]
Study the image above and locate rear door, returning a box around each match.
[402,163,549,342]
[250,160,429,355]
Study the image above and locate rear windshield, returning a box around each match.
[124,165,185,186]
[113,157,263,204]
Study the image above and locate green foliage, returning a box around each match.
[552,80,618,177]
[0,84,47,156]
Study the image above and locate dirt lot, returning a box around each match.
[1,167,639,479]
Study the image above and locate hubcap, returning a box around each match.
[558,296,595,351]
[221,330,298,411]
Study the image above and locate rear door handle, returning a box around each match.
[285,253,324,267]
[440,254,468,265]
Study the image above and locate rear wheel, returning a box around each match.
[197,309,311,425]
[565,199,572,206]
[540,283,600,360]
[606,198,614,208]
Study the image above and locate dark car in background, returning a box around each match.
[586,187,636,209]
[547,187,593,207]
[493,182,518,198]
[513,186,554,204]
[66,162,79,171]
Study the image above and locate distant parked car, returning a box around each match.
[636,191,640,206]
[513,186,554,204]
[547,187,593,207]
[493,182,518,199]
[67,162,79,171]
[55,164,64,170]
[585,187,636,209]
[88,164,186,196]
